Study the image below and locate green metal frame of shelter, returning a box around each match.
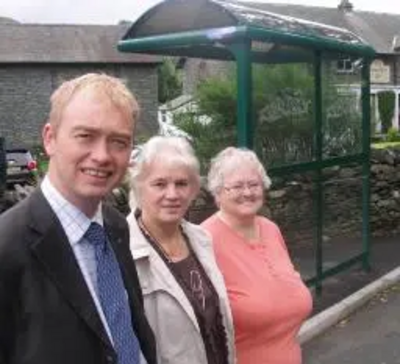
[118,0,376,293]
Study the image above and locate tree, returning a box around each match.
[158,58,182,104]
[377,90,395,133]
[176,63,361,168]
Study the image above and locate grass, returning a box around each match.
[371,141,400,149]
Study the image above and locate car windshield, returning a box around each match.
[7,151,32,164]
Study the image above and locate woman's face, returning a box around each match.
[138,158,198,226]
[216,165,264,220]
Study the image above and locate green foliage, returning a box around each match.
[252,64,315,164]
[377,90,395,133]
[158,58,182,104]
[385,127,400,142]
[370,96,378,135]
[322,90,362,157]
[176,63,362,168]
[174,112,231,173]
[31,144,48,178]
[372,141,400,149]
[174,71,238,171]
[255,64,361,163]
[196,76,237,129]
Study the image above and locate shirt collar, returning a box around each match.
[41,175,103,245]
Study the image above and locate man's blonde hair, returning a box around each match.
[49,73,140,129]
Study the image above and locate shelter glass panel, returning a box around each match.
[253,61,315,168]
[268,171,317,282]
[321,57,363,158]
[321,165,364,268]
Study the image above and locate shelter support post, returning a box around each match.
[361,60,372,271]
[229,41,253,148]
[313,50,324,295]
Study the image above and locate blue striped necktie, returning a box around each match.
[85,222,140,364]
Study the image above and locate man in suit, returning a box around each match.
[0,73,156,364]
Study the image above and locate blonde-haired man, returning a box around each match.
[0,73,156,364]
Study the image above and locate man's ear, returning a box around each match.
[42,122,55,157]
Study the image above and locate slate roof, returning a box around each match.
[0,16,19,25]
[241,1,400,54]
[0,22,160,63]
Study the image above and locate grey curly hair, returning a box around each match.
[129,136,200,209]
[207,146,272,197]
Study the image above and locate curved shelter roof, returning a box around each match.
[118,0,375,62]
[244,2,400,54]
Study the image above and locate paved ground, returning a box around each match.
[303,282,400,363]
[292,234,400,315]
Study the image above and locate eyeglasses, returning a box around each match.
[223,181,263,195]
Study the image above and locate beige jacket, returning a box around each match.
[127,213,236,364]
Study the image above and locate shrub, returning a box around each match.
[175,63,363,168]
[385,127,400,142]
[378,90,395,133]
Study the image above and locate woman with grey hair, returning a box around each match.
[202,147,312,364]
[126,136,235,364]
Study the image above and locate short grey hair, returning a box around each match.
[129,136,200,209]
[207,146,272,197]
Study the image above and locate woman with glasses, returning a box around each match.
[202,147,312,364]
[127,136,235,364]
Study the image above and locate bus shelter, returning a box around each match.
[118,0,376,293]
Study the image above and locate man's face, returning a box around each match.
[43,89,133,216]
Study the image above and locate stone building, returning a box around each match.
[0,17,160,148]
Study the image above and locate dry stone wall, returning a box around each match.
[188,148,400,244]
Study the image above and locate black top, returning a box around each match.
[171,254,229,364]
[135,210,229,364]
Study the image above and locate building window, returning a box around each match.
[336,58,354,73]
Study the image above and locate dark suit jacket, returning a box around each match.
[0,189,156,364]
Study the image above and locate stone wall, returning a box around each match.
[188,148,400,244]
[370,148,400,235]
[0,64,158,149]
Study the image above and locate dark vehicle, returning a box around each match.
[6,148,38,186]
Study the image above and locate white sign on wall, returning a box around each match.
[370,60,391,83]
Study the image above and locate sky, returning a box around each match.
[0,0,399,25]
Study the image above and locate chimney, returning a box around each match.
[338,0,354,12]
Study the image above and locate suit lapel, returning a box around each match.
[28,190,112,349]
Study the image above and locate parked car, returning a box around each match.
[6,148,38,186]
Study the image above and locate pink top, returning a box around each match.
[201,214,312,364]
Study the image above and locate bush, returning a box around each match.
[385,127,400,142]
[176,63,363,168]
[378,90,395,133]
[31,144,49,179]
